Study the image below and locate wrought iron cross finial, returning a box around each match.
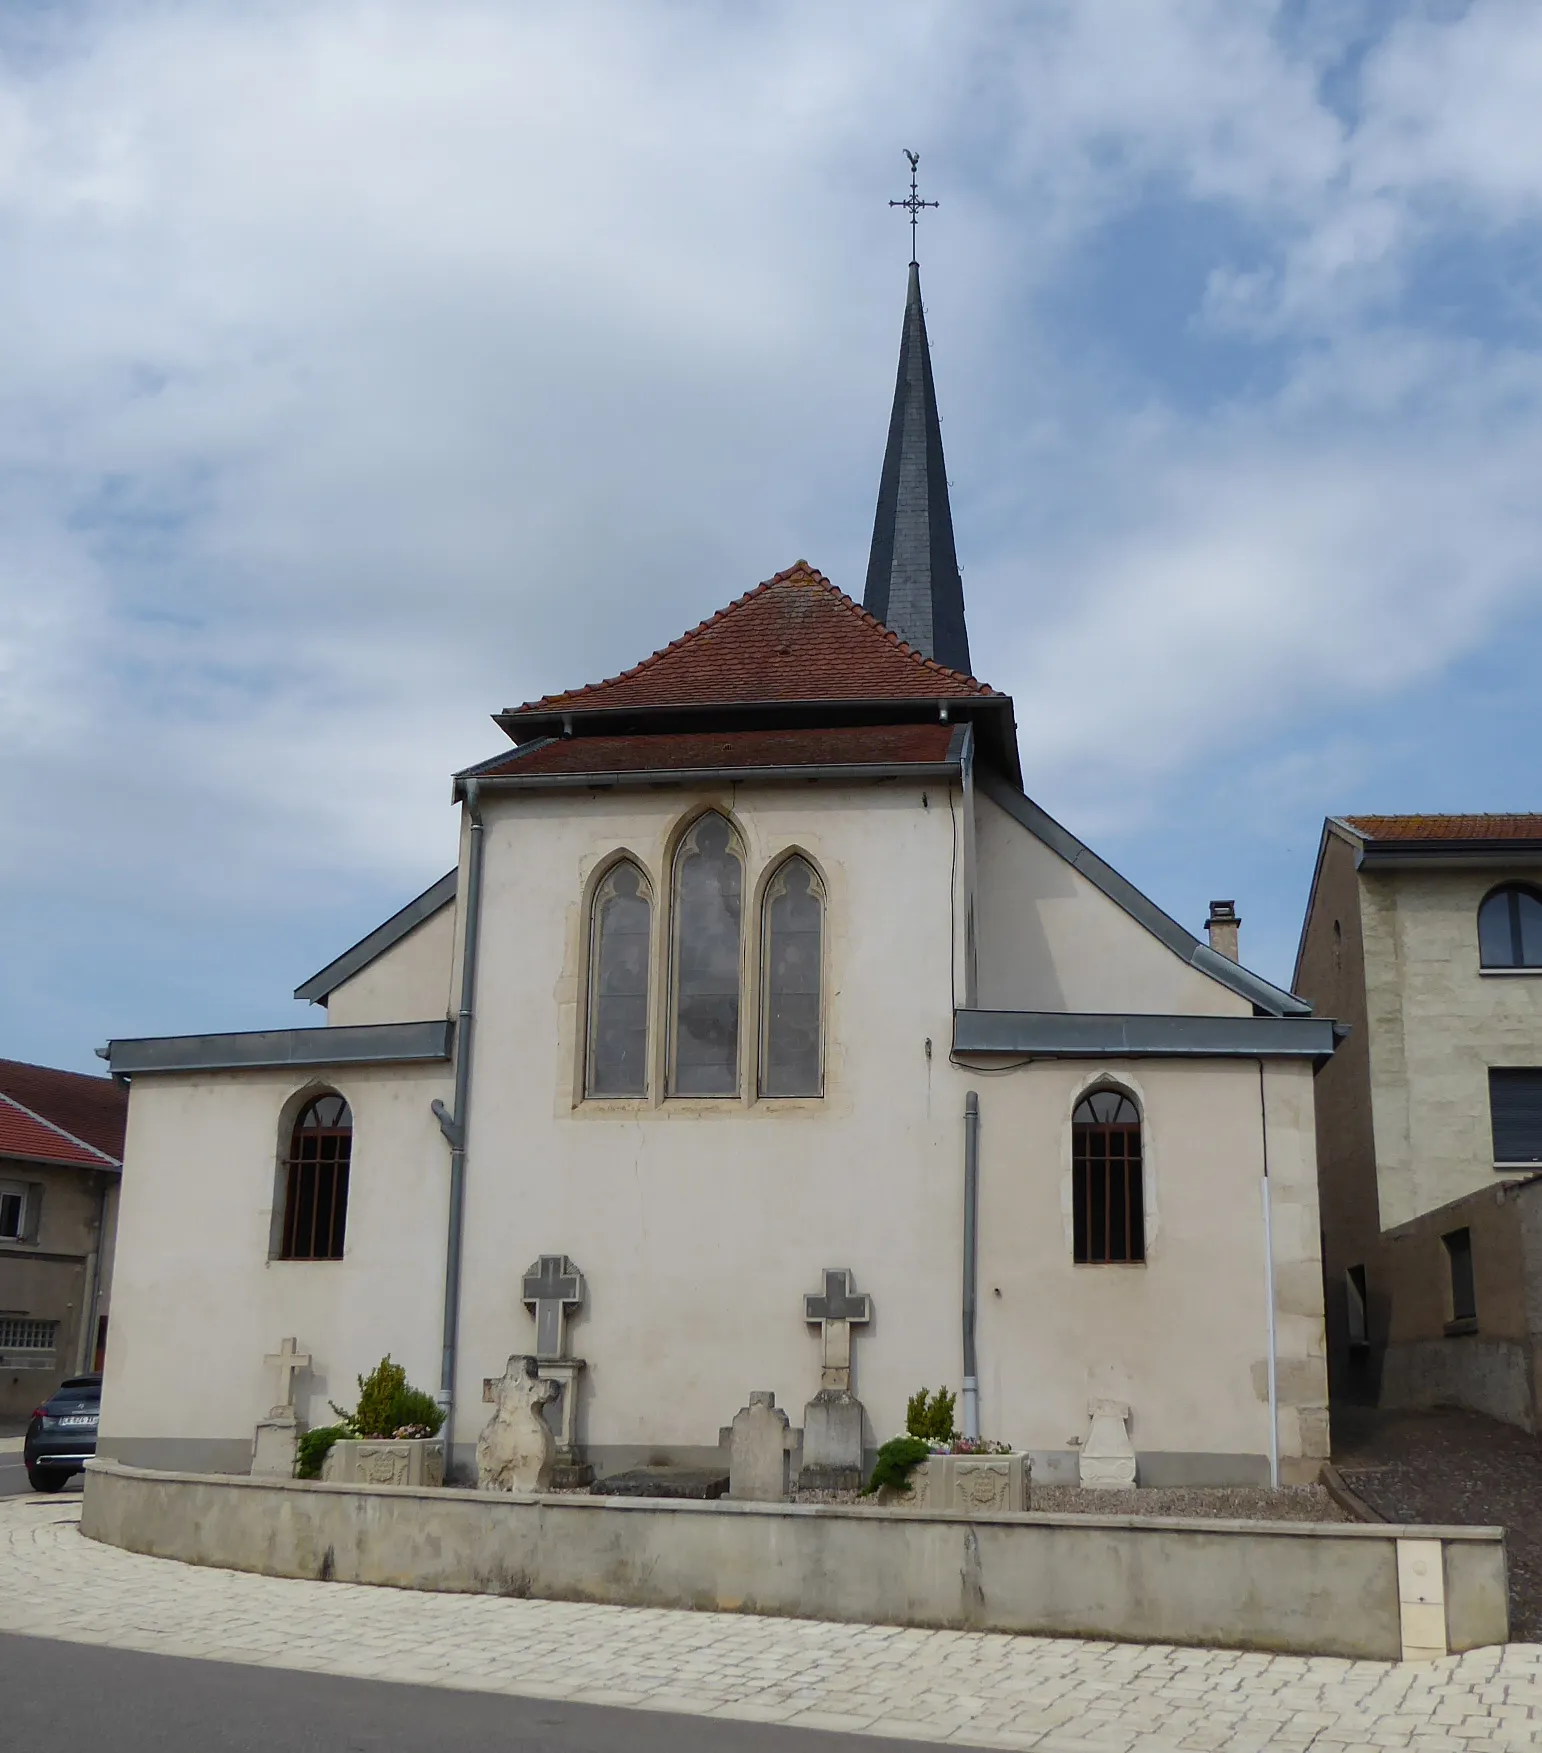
[890,148,937,265]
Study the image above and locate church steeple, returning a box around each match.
[862,260,971,676]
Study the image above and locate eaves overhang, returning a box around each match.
[293,871,457,1005]
[491,696,1022,788]
[106,1020,455,1077]
[454,755,963,800]
[1355,844,1542,872]
[953,1010,1338,1063]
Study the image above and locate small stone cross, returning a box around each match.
[803,1268,872,1392]
[264,1337,311,1419]
[521,1254,586,1359]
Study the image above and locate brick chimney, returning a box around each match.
[1206,899,1240,962]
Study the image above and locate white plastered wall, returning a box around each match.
[323,901,456,1028]
[973,793,1252,1016]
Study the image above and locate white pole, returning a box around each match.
[1258,1060,1280,1490]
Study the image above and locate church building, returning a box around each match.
[101,263,1335,1488]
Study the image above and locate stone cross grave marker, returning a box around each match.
[804,1268,872,1392]
[522,1255,586,1359]
[264,1337,311,1419]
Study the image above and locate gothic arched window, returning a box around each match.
[760,856,824,1097]
[586,860,652,1097]
[280,1093,352,1261]
[1072,1088,1144,1264]
[1478,885,1542,970]
[669,812,744,1096]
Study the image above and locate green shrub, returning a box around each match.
[329,1355,445,1439]
[905,1386,957,1443]
[862,1435,931,1496]
[296,1424,349,1480]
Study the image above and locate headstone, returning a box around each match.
[518,1254,594,1487]
[251,1337,311,1478]
[477,1354,560,1493]
[729,1391,793,1502]
[522,1254,585,1359]
[1079,1399,1137,1488]
[798,1269,872,1491]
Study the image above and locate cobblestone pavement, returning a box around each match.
[4,1498,1542,1751]
[1336,1407,1542,1644]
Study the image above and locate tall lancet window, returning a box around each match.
[669,812,744,1096]
[760,856,824,1097]
[586,860,652,1097]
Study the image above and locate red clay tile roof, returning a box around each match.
[509,563,994,717]
[0,1093,120,1170]
[0,1059,127,1163]
[1342,816,1542,844]
[478,723,958,780]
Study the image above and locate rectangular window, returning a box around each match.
[1490,1068,1542,1165]
[0,1316,58,1355]
[0,1184,23,1240]
[1346,1265,1369,1347]
[1073,1128,1145,1263]
[1443,1228,1476,1326]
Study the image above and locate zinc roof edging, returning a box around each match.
[293,870,459,1005]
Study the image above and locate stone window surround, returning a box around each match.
[576,811,831,1111]
[1061,1070,1160,1266]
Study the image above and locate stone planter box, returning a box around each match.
[321,1437,444,1488]
[879,1451,1030,1513]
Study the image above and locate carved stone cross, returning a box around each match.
[264,1337,311,1419]
[803,1268,872,1392]
[522,1254,586,1359]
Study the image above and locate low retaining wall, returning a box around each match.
[80,1460,1508,1661]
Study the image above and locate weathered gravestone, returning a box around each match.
[478,1354,560,1493]
[520,1253,593,1487]
[728,1391,793,1502]
[1079,1398,1137,1488]
[251,1337,310,1477]
[798,1268,872,1492]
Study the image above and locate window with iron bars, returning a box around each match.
[1072,1089,1146,1264]
[278,1093,352,1261]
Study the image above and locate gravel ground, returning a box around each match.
[1030,1483,1346,1522]
[1335,1404,1542,1641]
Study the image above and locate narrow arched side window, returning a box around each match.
[280,1093,351,1261]
[669,812,744,1096]
[586,860,652,1097]
[760,856,824,1097]
[1072,1089,1144,1264]
[1478,885,1542,969]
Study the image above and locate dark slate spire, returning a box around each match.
[862,262,971,675]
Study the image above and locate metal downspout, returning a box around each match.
[962,1090,981,1440]
[432,778,486,1473]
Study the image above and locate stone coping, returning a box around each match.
[82,1458,1503,1541]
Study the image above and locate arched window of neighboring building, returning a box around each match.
[586,860,652,1097]
[1478,885,1542,970]
[760,855,824,1097]
[1072,1088,1145,1264]
[669,812,744,1096]
[280,1093,352,1260]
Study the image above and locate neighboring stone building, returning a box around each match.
[0,1059,126,1418]
[1295,816,1542,1429]
[98,265,1335,1488]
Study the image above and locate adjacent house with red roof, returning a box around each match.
[0,1059,125,1420]
[1295,816,1542,1430]
[97,264,1334,1489]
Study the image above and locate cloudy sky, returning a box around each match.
[3,0,1541,1072]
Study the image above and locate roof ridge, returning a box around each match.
[512,561,991,714]
[0,1089,121,1166]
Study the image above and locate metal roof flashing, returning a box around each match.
[293,871,457,1005]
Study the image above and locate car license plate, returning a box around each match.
[59,1415,96,1427]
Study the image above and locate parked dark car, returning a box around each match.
[23,1374,100,1491]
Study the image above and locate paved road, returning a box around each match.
[1,1632,937,1753]
[3,1499,1540,1750]
[0,1444,83,1499]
